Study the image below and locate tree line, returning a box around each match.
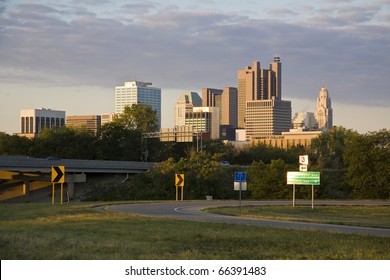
[85,127,389,201]
[1,104,389,200]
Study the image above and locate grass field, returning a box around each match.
[1,202,390,260]
[205,205,390,228]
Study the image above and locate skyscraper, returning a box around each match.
[237,56,283,129]
[315,86,333,131]
[237,56,291,139]
[246,99,292,139]
[237,61,260,128]
[202,87,238,128]
[115,81,161,129]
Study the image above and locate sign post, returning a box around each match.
[234,172,247,209]
[51,166,65,205]
[175,174,184,201]
[287,171,320,209]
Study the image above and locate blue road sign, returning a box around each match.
[235,171,246,182]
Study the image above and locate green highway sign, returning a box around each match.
[287,171,320,185]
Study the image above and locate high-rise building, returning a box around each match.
[246,99,292,139]
[237,56,283,129]
[185,107,220,140]
[115,81,161,129]
[19,108,65,138]
[174,91,202,127]
[66,115,101,134]
[237,61,260,128]
[315,86,333,131]
[237,56,291,140]
[202,87,238,128]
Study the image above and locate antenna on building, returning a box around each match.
[322,80,326,88]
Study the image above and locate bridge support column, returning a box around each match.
[65,173,86,200]
[67,181,75,199]
[23,180,30,195]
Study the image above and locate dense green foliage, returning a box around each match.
[1,121,389,200]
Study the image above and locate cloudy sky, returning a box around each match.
[1,0,389,134]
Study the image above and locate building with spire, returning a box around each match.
[315,86,333,131]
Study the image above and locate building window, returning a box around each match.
[36,117,40,133]
[41,117,45,130]
[29,117,34,133]
[21,117,25,133]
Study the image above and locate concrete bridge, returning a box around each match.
[0,155,155,201]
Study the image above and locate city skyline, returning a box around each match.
[1,0,389,134]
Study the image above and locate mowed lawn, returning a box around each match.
[205,205,390,229]
[1,202,389,260]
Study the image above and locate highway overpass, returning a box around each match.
[0,155,155,201]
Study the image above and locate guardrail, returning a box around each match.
[0,156,155,174]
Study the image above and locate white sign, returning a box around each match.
[299,165,308,172]
[299,155,309,165]
[234,182,247,191]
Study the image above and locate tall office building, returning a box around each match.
[19,108,65,138]
[246,99,292,139]
[202,87,238,128]
[315,86,333,131]
[237,56,291,139]
[237,56,283,128]
[115,81,161,129]
[185,107,220,140]
[174,91,202,127]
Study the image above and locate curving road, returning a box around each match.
[100,200,390,237]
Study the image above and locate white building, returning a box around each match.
[19,108,65,138]
[292,112,318,130]
[174,91,202,127]
[315,86,333,131]
[115,81,161,129]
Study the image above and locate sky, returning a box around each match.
[0,0,389,134]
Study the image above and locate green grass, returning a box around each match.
[1,202,390,260]
[205,205,390,229]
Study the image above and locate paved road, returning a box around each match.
[100,200,390,237]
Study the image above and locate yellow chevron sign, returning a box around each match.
[175,174,184,187]
[51,166,65,183]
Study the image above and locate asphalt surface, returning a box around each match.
[100,200,390,237]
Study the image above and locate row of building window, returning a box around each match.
[21,117,65,134]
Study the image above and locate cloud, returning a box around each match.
[0,1,389,109]
[268,8,298,17]
[120,1,158,15]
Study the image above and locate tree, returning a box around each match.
[0,132,33,155]
[114,104,159,133]
[248,159,289,199]
[97,122,141,161]
[32,126,97,159]
[344,129,390,199]
[310,126,357,169]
